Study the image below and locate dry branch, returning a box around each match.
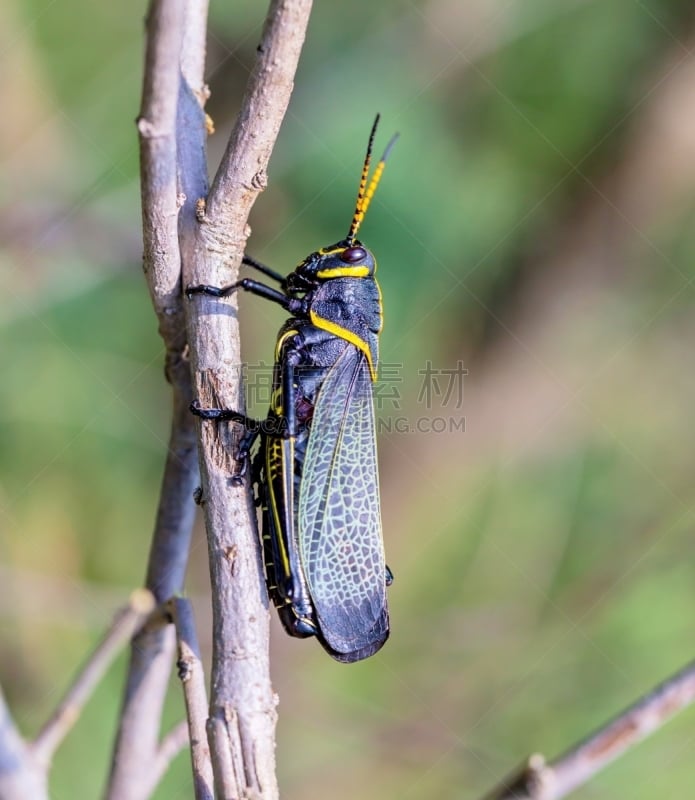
[155,721,190,778]
[107,0,202,797]
[112,0,312,796]
[483,658,695,800]
[0,591,155,800]
[33,590,156,769]
[169,598,214,800]
[182,1,312,797]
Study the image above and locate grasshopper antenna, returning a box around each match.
[346,114,399,244]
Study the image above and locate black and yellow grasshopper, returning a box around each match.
[188,116,397,662]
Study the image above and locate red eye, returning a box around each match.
[341,246,367,263]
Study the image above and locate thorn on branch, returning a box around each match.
[136,115,167,138]
[483,754,551,800]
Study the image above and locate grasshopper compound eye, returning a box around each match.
[340,246,367,263]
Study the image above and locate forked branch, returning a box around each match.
[107,0,204,797]
[33,590,156,768]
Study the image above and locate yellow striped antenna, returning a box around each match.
[346,115,399,243]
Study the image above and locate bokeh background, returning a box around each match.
[3,0,695,797]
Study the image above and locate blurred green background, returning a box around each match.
[3,0,695,797]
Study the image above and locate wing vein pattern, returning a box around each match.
[298,344,387,655]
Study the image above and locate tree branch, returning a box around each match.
[139,721,191,800]
[182,1,313,797]
[156,721,190,777]
[483,658,695,800]
[169,598,214,800]
[107,0,204,797]
[109,0,310,796]
[32,590,156,768]
[206,0,313,223]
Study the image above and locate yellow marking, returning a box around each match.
[283,437,295,530]
[350,160,387,240]
[316,265,370,279]
[270,387,283,415]
[309,310,377,381]
[275,328,299,361]
[362,160,386,217]
[348,152,372,240]
[281,437,296,578]
[266,441,291,576]
[346,124,398,242]
[317,245,345,257]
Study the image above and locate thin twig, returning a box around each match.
[157,721,191,772]
[107,0,203,798]
[32,590,155,768]
[169,598,214,800]
[182,1,313,797]
[140,721,191,799]
[137,0,185,340]
[206,0,313,224]
[483,658,695,800]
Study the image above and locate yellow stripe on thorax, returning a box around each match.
[275,328,299,361]
[309,310,377,381]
